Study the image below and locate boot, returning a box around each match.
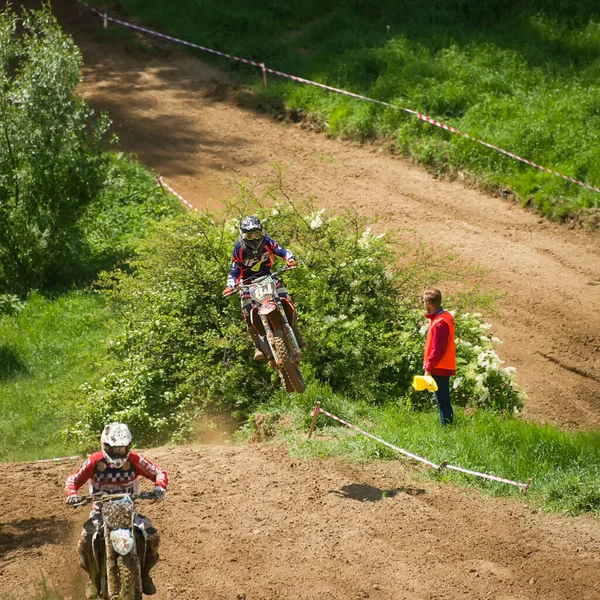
[142,544,159,595]
[248,328,267,361]
[142,573,156,596]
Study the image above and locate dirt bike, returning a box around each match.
[228,266,306,393]
[72,492,156,600]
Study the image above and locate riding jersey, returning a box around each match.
[65,451,168,499]
[227,236,294,288]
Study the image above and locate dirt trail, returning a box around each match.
[2,5,599,599]
[35,0,598,427]
[1,445,599,600]
[18,0,600,427]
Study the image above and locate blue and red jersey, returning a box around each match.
[227,236,294,287]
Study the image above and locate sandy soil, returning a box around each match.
[28,0,599,428]
[1,446,599,600]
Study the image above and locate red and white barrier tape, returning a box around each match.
[312,405,530,489]
[75,0,600,195]
[315,406,441,470]
[34,455,82,464]
[158,177,199,213]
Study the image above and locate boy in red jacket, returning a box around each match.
[423,289,456,426]
[65,423,168,598]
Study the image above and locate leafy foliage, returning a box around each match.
[0,4,110,293]
[75,179,523,446]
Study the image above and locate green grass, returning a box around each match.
[0,292,117,461]
[88,0,600,220]
[242,384,600,516]
[0,154,182,462]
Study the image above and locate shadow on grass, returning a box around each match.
[0,346,28,381]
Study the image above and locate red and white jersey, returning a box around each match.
[65,451,168,498]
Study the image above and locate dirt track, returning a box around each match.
[2,4,599,598]
[33,0,600,428]
[1,445,600,600]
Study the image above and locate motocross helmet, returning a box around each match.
[239,216,265,253]
[101,423,132,468]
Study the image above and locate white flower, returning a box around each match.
[504,366,517,376]
[491,337,503,344]
[480,322,493,331]
[271,208,279,216]
[310,214,324,230]
[419,324,429,336]
[358,227,373,248]
[452,377,463,390]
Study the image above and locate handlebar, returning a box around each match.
[70,491,157,508]
[225,265,295,297]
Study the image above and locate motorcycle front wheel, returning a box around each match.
[270,330,306,393]
[117,553,142,600]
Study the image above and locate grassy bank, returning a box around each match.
[89,0,600,220]
[243,385,600,516]
[0,154,181,462]
[0,292,114,461]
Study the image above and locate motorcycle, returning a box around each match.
[228,266,306,393]
[72,492,156,600]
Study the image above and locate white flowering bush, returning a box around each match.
[74,179,523,444]
[451,313,524,412]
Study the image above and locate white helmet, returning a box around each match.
[101,423,132,468]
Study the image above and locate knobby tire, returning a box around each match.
[271,330,306,393]
[117,553,141,600]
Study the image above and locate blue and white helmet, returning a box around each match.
[101,423,132,468]
[239,215,264,252]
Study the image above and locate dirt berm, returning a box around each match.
[1,445,599,599]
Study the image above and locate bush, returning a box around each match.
[0,4,110,293]
[73,177,523,446]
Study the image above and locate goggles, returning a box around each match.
[107,445,129,458]
[243,230,262,240]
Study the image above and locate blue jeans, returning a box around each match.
[432,375,454,426]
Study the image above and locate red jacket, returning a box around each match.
[65,451,168,499]
[424,309,456,376]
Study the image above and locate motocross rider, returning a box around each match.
[223,215,307,360]
[65,423,168,599]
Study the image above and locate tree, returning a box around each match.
[0,4,110,293]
